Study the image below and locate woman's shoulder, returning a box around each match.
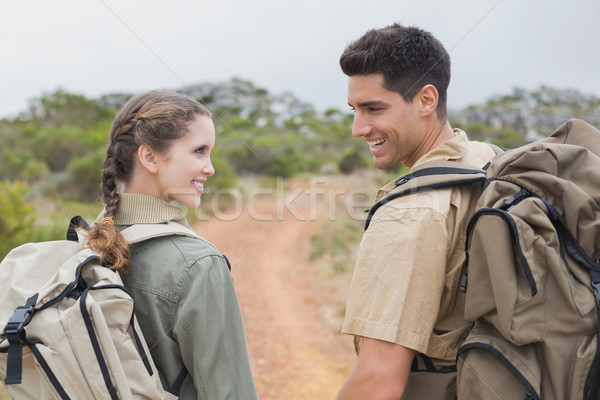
[125,234,229,298]
[132,233,222,264]
[169,233,223,262]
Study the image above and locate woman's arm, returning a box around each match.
[174,254,257,399]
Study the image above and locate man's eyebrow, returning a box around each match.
[351,100,387,108]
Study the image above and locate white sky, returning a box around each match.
[1,0,599,119]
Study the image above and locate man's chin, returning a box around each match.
[373,157,391,170]
[373,158,404,171]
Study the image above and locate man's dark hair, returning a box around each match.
[340,23,451,119]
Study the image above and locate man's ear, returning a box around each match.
[418,84,439,117]
[137,145,159,174]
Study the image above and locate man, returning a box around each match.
[336,24,497,399]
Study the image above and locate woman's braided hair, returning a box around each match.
[87,90,211,275]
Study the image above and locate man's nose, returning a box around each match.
[352,114,372,138]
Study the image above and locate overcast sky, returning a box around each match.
[1,0,599,119]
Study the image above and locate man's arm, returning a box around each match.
[336,337,415,400]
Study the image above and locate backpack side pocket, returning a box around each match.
[465,208,547,344]
[457,322,541,400]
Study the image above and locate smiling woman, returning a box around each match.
[85,90,258,399]
[126,113,215,210]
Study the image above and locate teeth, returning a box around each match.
[367,138,385,146]
[192,181,204,190]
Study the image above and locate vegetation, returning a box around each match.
[0,82,363,257]
[0,83,366,194]
[0,181,35,259]
[1,80,585,259]
[310,216,364,274]
[452,121,527,149]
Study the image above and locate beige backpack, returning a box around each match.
[456,119,600,400]
[0,217,201,399]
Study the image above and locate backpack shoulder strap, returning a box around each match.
[120,222,215,248]
[69,217,216,250]
[365,160,488,230]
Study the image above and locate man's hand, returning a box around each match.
[336,337,415,400]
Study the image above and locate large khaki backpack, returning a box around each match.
[0,217,202,399]
[364,119,600,400]
[455,119,600,400]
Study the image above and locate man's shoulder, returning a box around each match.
[411,129,496,171]
[460,137,498,167]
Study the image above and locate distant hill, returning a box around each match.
[176,79,600,144]
[450,85,600,142]
[178,78,314,126]
[2,80,599,203]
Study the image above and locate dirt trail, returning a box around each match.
[193,180,357,399]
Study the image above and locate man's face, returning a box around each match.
[347,73,423,169]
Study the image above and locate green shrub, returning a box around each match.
[209,150,239,192]
[64,148,104,201]
[310,217,363,274]
[0,181,35,259]
[22,159,50,182]
[338,150,366,174]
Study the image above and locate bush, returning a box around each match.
[22,159,50,182]
[0,181,35,259]
[338,150,367,174]
[64,148,104,201]
[209,149,239,192]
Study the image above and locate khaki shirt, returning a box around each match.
[342,130,496,365]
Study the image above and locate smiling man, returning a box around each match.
[336,24,497,399]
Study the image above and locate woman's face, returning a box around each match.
[154,115,215,210]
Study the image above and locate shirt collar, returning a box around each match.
[96,193,188,226]
[376,129,468,200]
[412,129,467,167]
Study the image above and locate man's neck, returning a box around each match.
[406,119,454,167]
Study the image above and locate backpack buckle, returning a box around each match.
[4,305,34,337]
[503,188,531,210]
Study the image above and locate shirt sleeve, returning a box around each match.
[342,194,449,354]
[173,254,257,400]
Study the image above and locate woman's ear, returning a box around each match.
[137,145,159,174]
[418,84,439,117]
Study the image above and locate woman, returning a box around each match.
[86,91,257,399]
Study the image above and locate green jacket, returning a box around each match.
[100,194,257,399]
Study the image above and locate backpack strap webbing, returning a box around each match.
[170,367,188,396]
[3,295,37,384]
[67,216,91,242]
[411,353,456,373]
[365,162,487,231]
[120,222,207,245]
[3,254,101,385]
[68,218,216,248]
